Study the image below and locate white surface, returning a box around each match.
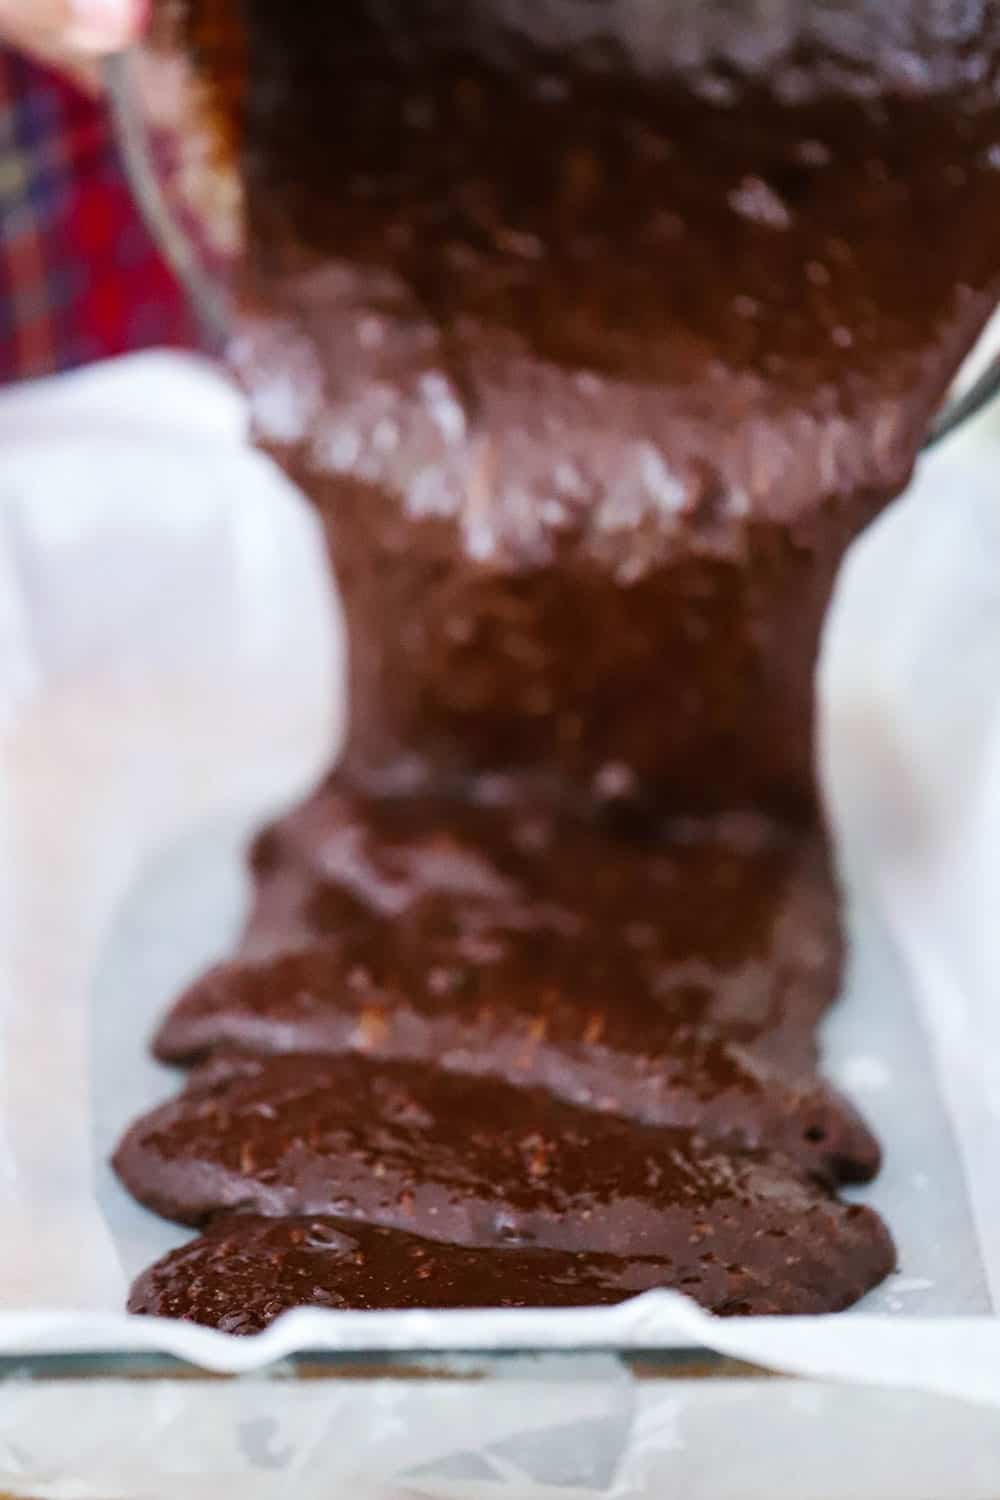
[820,440,1000,1316]
[0,352,344,1315]
[0,351,999,1418]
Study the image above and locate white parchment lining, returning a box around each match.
[0,352,998,1410]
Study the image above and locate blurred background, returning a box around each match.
[0,47,193,383]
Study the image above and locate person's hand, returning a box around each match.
[0,0,146,85]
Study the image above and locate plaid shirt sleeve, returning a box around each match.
[0,48,196,385]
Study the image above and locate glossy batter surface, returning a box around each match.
[116,789,895,1324]
[155,787,876,1183]
[129,1207,894,1328]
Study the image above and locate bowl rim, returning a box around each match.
[105,49,232,354]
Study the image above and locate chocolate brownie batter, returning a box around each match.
[236,782,842,1069]
[225,0,1000,813]
[154,787,877,1184]
[119,0,1000,1325]
[129,1209,894,1329]
[114,1051,892,1300]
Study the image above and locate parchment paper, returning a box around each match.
[2,350,1000,1410]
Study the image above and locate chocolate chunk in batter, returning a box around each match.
[128,1208,894,1330]
[113,1050,891,1289]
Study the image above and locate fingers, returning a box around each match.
[0,0,147,87]
[0,0,145,53]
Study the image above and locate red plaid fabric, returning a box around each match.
[0,47,195,384]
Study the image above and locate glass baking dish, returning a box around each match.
[38,17,994,1486]
[4,1346,1000,1498]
